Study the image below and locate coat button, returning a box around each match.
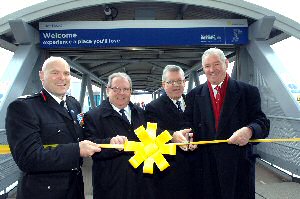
[74,121,77,124]
[47,186,51,189]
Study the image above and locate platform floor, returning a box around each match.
[255,162,300,199]
[6,160,300,199]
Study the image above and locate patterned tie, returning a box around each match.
[176,101,183,113]
[215,86,221,102]
[214,85,221,130]
[119,109,130,124]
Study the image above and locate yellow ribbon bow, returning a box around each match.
[124,122,176,174]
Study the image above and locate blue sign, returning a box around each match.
[39,20,248,48]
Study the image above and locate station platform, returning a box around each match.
[5,159,300,199]
[255,160,300,199]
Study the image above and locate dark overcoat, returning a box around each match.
[83,99,154,199]
[184,78,270,199]
[5,89,84,199]
[145,93,191,199]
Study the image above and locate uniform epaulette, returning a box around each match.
[67,95,77,101]
[67,95,76,99]
[17,93,40,99]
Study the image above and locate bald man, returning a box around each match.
[6,56,101,199]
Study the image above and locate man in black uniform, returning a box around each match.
[6,56,101,199]
[145,65,192,199]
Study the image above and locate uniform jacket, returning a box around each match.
[5,89,84,199]
[83,99,153,199]
[184,78,270,199]
[145,93,191,199]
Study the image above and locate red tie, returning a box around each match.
[214,86,221,130]
[215,86,221,102]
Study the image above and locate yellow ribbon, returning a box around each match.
[2,138,300,155]
[0,144,58,155]
[189,137,300,145]
[2,123,300,175]
[0,145,10,154]
[124,122,176,174]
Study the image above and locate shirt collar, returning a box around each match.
[170,96,183,105]
[111,103,130,114]
[211,81,224,90]
[44,88,66,104]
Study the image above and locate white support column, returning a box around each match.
[0,20,40,128]
[187,75,194,92]
[101,84,106,101]
[86,76,96,109]
[79,74,87,108]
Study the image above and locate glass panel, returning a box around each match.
[0,48,13,105]
[271,37,300,105]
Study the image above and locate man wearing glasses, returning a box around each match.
[83,72,153,199]
[145,65,193,199]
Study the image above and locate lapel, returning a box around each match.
[199,83,216,135]
[65,97,77,121]
[66,96,84,140]
[128,102,143,128]
[161,94,178,114]
[217,79,241,134]
[42,89,72,120]
[102,100,132,127]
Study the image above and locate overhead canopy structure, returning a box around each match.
[0,0,299,93]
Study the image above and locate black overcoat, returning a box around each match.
[83,99,154,199]
[5,89,84,199]
[145,94,191,199]
[184,78,270,199]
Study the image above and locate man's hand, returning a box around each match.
[172,129,192,151]
[187,133,197,151]
[79,140,101,157]
[110,135,128,151]
[228,127,253,146]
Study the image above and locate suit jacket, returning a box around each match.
[184,78,270,199]
[5,89,84,199]
[83,99,154,199]
[145,94,191,199]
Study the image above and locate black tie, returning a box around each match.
[60,100,67,109]
[176,101,183,113]
[119,109,130,124]
[60,100,70,114]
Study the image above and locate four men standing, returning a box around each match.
[6,47,270,199]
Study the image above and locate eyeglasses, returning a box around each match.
[164,80,185,85]
[109,87,131,93]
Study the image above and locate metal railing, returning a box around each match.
[256,115,300,178]
[0,130,19,197]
